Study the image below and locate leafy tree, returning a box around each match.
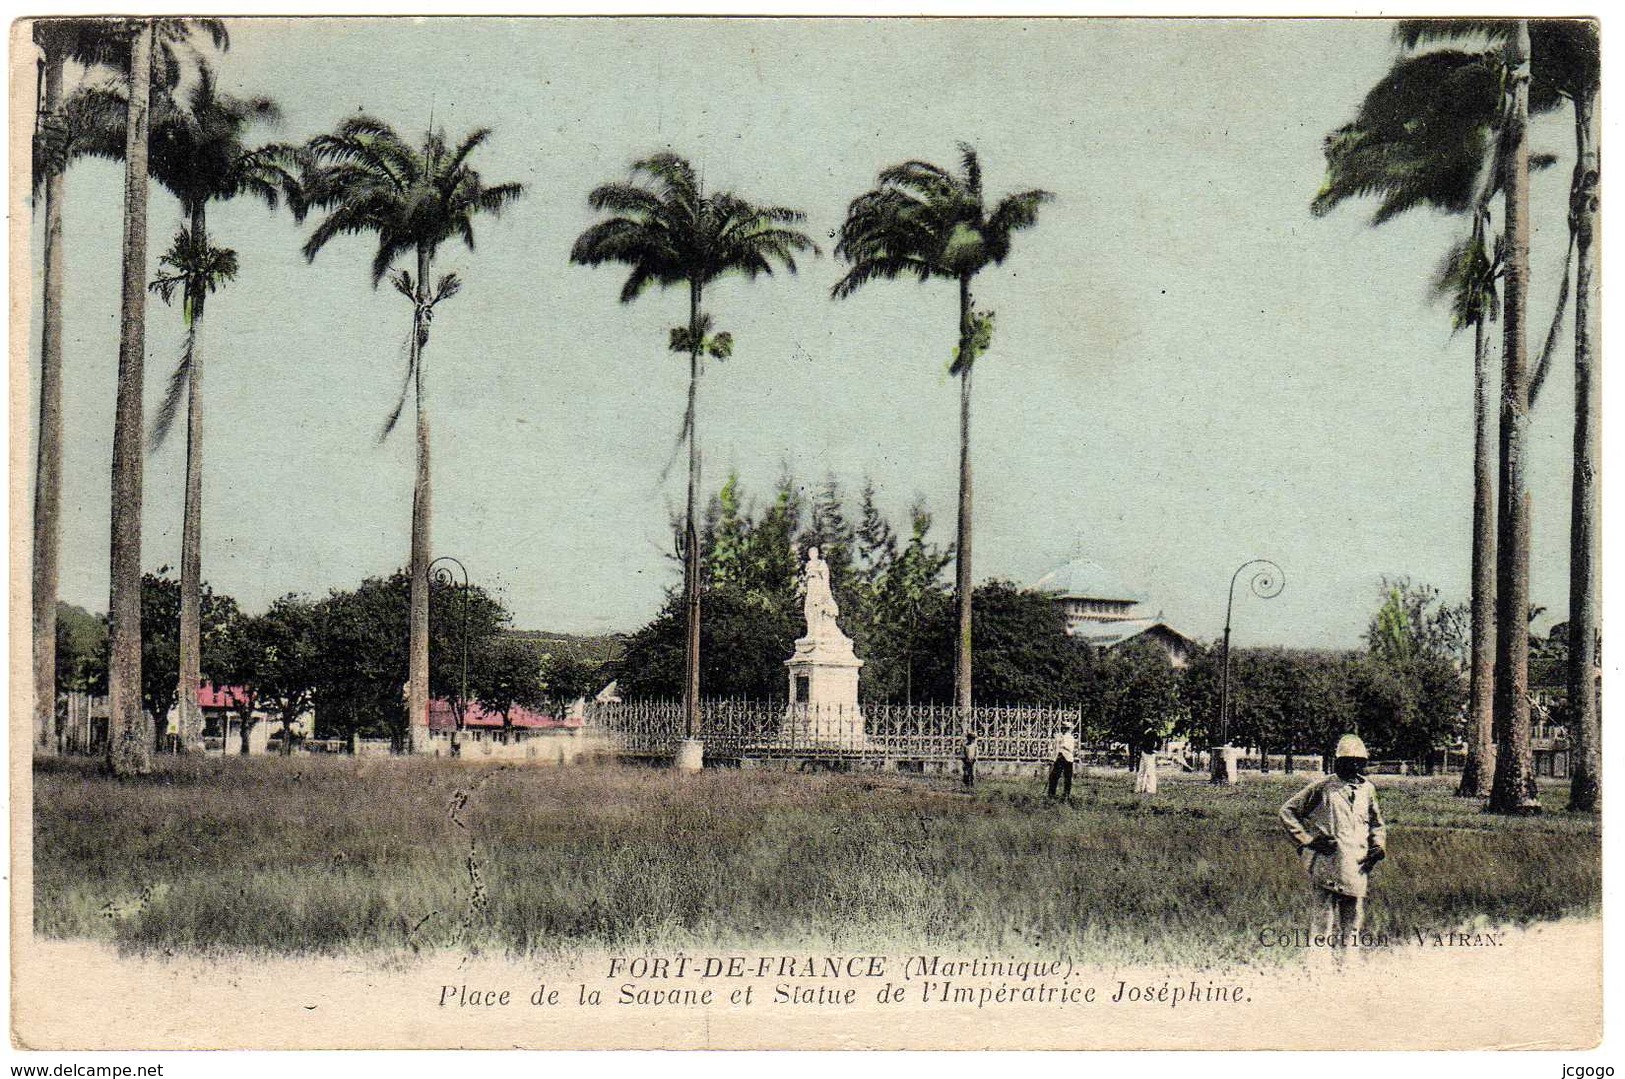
[133,569,237,747]
[428,575,512,721]
[469,637,545,735]
[861,500,953,704]
[215,596,321,754]
[1280,652,1358,772]
[145,66,302,753]
[299,117,524,754]
[213,612,267,753]
[540,652,605,708]
[310,576,408,744]
[1357,579,1468,767]
[571,152,816,741]
[1090,639,1181,756]
[908,582,1089,706]
[618,588,798,701]
[302,571,514,745]
[834,144,1052,716]
[1365,577,1468,666]
[55,602,109,697]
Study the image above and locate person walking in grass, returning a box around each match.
[1046,720,1076,801]
[1279,734,1387,943]
[961,730,979,789]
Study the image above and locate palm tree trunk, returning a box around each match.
[1488,20,1539,815]
[407,244,432,754]
[682,280,703,742]
[32,45,67,758]
[107,18,154,778]
[1566,85,1600,812]
[1458,313,1497,797]
[953,273,974,724]
[175,202,207,754]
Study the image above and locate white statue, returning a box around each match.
[802,546,841,637]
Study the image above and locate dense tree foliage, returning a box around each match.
[55,601,108,696]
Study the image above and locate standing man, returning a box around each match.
[1279,734,1387,944]
[962,730,979,788]
[1047,719,1076,802]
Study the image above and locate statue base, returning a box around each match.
[782,647,866,749]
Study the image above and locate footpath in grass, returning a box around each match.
[31,755,1599,967]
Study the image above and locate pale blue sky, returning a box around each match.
[28,17,1582,648]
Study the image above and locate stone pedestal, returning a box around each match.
[1210,744,1241,785]
[674,738,704,773]
[782,655,866,748]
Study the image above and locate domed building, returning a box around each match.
[1032,558,1197,667]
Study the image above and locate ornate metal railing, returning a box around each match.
[584,699,1087,761]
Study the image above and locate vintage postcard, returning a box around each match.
[9,13,1606,1055]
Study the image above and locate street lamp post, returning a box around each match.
[1211,558,1284,785]
[429,555,470,749]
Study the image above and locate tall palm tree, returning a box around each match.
[832,144,1051,718]
[1561,25,1601,812]
[104,15,230,777]
[1312,25,1580,801]
[571,153,816,745]
[1312,45,1513,798]
[1396,18,1600,811]
[1487,20,1539,814]
[300,116,523,754]
[145,67,301,753]
[30,17,127,758]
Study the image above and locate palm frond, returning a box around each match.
[1528,234,1575,409]
[1311,49,1501,225]
[956,143,982,198]
[379,333,417,443]
[147,342,192,452]
[1393,18,1509,49]
[432,272,461,306]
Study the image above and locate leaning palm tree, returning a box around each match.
[300,116,523,754]
[145,66,302,753]
[832,144,1051,719]
[30,17,127,758]
[571,153,816,748]
[106,16,230,778]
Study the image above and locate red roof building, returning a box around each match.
[427,699,582,733]
[198,683,253,710]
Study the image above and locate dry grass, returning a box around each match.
[32,755,1599,966]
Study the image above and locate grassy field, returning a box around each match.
[31,755,1599,966]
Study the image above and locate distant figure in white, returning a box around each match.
[802,546,840,639]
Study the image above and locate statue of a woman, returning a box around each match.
[803,546,840,634]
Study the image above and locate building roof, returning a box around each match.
[1032,558,1146,603]
[1070,619,1196,651]
[198,683,252,710]
[427,699,582,732]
